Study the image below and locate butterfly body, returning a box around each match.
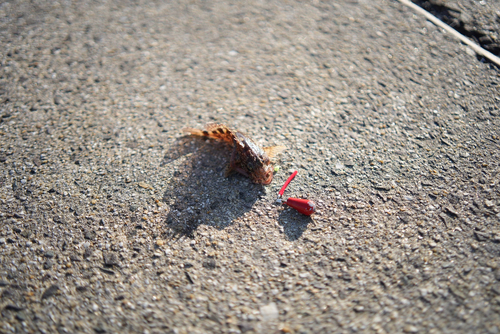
[183,123,284,184]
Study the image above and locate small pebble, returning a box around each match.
[138,182,152,190]
[16,311,27,321]
[84,231,95,241]
[203,258,216,269]
[43,260,53,269]
[41,284,60,300]
[403,325,419,333]
[485,200,495,208]
[103,252,119,266]
[260,302,279,321]
[44,251,55,258]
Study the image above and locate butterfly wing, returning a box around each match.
[263,145,286,159]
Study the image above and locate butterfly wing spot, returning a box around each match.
[206,123,226,131]
[184,124,235,144]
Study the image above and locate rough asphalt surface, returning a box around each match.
[1,0,499,333]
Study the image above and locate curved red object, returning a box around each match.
[278,170,298,197]
[285,198,316,216]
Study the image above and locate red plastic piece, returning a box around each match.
[278,170,298,198]
[285,198,316,216]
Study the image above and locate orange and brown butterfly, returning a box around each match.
[183,123,285,185]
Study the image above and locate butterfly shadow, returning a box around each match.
[160,136,264,239]
[277,205,313,241]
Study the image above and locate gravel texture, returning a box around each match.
[1,0,500,333]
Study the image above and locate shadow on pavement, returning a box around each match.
[277,206,313,241]
[161,136,264,239]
